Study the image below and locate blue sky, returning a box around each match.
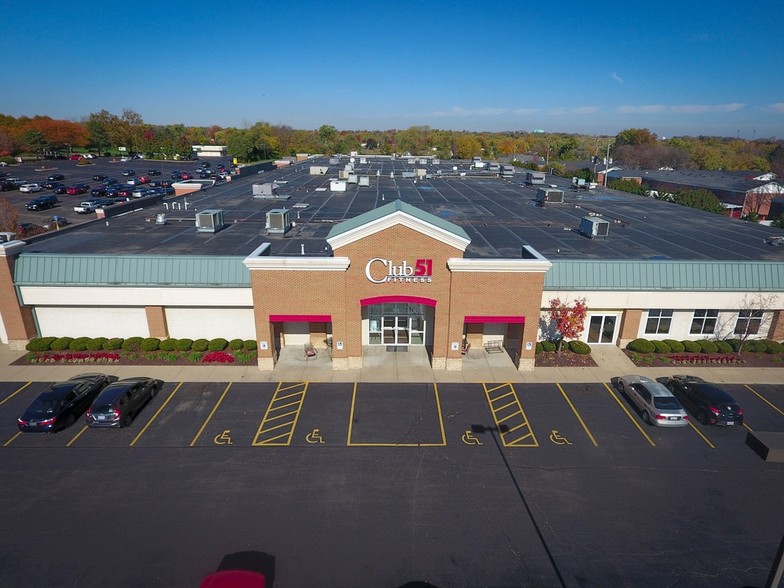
[2,0,782,138]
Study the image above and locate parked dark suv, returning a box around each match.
[665,375,744,426]
[26,194,59,211]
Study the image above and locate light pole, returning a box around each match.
[602,140,614,187]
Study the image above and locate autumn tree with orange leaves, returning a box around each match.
[548,297,588,351]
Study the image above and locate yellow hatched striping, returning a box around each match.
[483,383,539,447]
[252,382,308,446]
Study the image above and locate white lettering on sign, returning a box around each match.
[365,258,433,284]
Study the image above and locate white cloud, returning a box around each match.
[611,72,624,84]
[768,103,784,113]
[617,103,745,114]
[512,108,538,116]
[548,106,600,116]
[429,106,508,117]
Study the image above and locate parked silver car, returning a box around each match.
[617,375,689,427]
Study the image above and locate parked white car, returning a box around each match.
[19,183,43,193]
[617,375,689,427]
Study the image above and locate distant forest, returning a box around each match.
[1,110,782,176]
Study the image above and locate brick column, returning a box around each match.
[618,309,643,346]
[0,241,38,349]
[145,306,169,339]
[768,310,784,342]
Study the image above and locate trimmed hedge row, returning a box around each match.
[536,340,592,355]
[26,336,257,353]
[627,337,783,354]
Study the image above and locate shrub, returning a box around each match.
[159,339,177,352]
[627,338,655,353]
[103,338,124,350]
[697,340,718,353]
[192,338,209,352]
[122,337,144,352]
[715,340,733,353]
[26,337,57,352]
[85,337,107,351]
[569,340,591,355]
[243,339,258,351]
[652,340,671,353]
[663,339,684,352]
[725,338,742,352]
[208,338,228,351]
[765,341,784,354]
[682,340,701,353]
[69,337,91,351]
[140,337,160,352]
[541,340,556,352]
[51,337,74,351]
[175,338,193,351]
[535,342,543,354]
[229,338,244,351]
[747,340,768,353]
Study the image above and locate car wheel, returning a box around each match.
[150,385,158,399]
[642,410,651,424]
[698,411,708,425]
[121,414,133,428]
[63,414,75,430]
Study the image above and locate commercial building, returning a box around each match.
[1,156,783,373]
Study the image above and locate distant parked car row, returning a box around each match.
[17,374,163,432]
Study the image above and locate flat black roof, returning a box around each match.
[21,156,784,261]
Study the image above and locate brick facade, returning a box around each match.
[618,309,643,346]
[247,221,546,371]
[145,306,169,339]
[0,243,37,349]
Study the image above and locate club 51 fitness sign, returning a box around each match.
[365,258,433,284]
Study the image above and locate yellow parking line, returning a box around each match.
[3,431,22,447]
[603,383,656,447]
[346,382,358,445]
[130,382,183,446]
[66,425,89,447]
[742,422,753,432]
[556,384,598,446]
[0,381,33,406]
[744,385,784,417]
[688,421,715,448]
[190,382,232,447]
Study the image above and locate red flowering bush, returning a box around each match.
[200,351,235,364]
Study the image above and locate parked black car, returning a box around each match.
[52,184,69,194]
[47,173,65,181]
[85,377,163,428]
[93,174,108,181]
[25,194,59,211]
[665,375,744,426]
[17,373,117,432]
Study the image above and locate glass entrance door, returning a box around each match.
[382,316,409,345]
[587,315,617,344]
[367,303,426,346]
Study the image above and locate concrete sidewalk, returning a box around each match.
[1,344,781,385]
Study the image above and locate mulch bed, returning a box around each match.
[535,352,597,368]
[624,350,784,368]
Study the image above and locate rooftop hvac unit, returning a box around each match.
[536,188,564,205]
[195,209,224,233]
[580,216,610,239]
[266,208,291,234]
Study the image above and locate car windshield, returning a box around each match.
[654,396,682,410]
[26,398,61,416]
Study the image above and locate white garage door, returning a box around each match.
[35,307,149,338]
[165,308,256,340]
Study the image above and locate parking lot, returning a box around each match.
[1,379,782,587]
[1,156,231,231]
